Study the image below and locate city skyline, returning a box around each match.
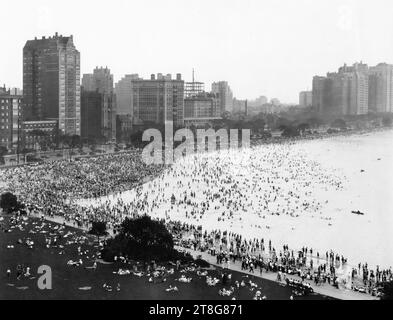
[1,0,393,304]
[1,0,393,103]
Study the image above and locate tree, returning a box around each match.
[382,116,393,127]
[248,118,266,135]
[101,216,175,262]
[0,146,7,164]
[59,134,71,148]
[70,135,82,149]
[89,221,108,241]
[129,131,145,148]
[0,192,19,214]
[265,114,277,129]
[281,125,300,138]
[276,117,291,130]
[52,128,62,148]
[121,216,173,250]
[381,281,393,300]
[331,119,347,130]
[221,111,231,121]
[297,123,310,133]
[308,117,323,128]
[211,119,226,131]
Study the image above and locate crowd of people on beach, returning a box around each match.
[170,223,391,297]
[1,134,392,298]
[0,151,163,228]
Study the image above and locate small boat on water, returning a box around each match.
[352,210,365,216]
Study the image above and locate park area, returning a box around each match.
[0,214,329,300]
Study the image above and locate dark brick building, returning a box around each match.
[23,33,81,135]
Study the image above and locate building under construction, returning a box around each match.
[185,69,205,98]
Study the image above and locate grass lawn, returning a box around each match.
[0,215,330,300]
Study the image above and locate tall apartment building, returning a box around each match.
[211,81,234,114]
[81,67,116,141]
[312,62,369,116]
[312,76,326,114]
[132,73,184,126]
[368,63,393,113]
[0,87,22,151]
[81,91,116,142]
[23,33,81,135]
[299,91,313,107]
[115,74,141,116]
[340,63,369,115]
[82,67,114,94]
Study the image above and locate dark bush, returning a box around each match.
[102,216,176,262]
[89,221,108,240]
[0,192,19,213]
[381,281,393,300]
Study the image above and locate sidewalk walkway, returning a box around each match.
[177,247,378,301]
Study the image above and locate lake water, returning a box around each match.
[79,130,393,269]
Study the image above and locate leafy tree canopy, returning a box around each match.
[101,216,176,262]
[0,192,21,214]
[89,221,108,238]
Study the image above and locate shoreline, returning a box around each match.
[250,126,393,147]
[1,125,391,173]
[73,126,393,204]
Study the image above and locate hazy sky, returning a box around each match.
[1,0,393,103]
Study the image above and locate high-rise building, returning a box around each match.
[340,63,369,115]
[115,74,141,116]
[368,63,393,113]
[312,62,369,116]
[116,115,133,142]
[312,76,327,114]
[299,91,313,107]
[0,87,22,151]
[82,67,114,95]
[313,73,350,116]
[81,90,116,142]
[81,74,95,92]
[23,33,81,135]
[132,73,184,126]
[329,72,351,115]
[211,81,233,114]
[81,67,116,142]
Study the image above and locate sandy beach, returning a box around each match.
[78,130,393,270]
